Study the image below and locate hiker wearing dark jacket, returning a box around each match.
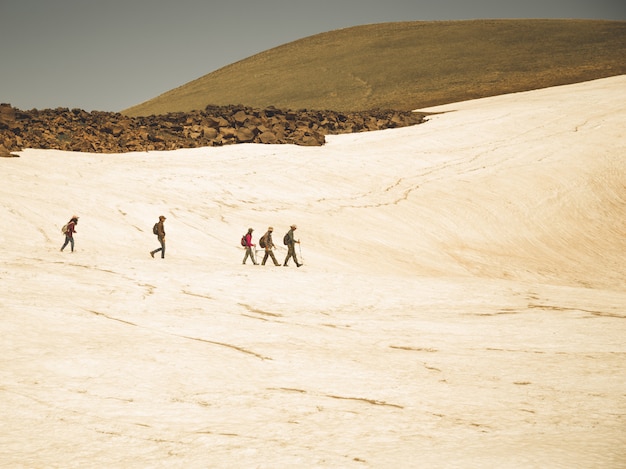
[60,216,79,252]
[283,224,302,267]
[242,227,258,265]
[150,215,166,258]
[260,227,280,266]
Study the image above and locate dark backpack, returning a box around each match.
[283,232,290,245]
[241,235,247,247]
[153,223,159,235]
[259,234,267,249]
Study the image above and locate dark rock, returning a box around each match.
[0,103,425,154]
[236,127,256,143]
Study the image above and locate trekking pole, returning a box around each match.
[298,241,303,263]
[253,247,259,264]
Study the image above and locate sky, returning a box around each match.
[1,0,625,112]
[1,76,625,466]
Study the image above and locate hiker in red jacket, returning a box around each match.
[242,228,258,265]
[60,216,79,252]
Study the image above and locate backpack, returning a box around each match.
[241,235,247,247]
[283,232,290,245]
[153,223,159,235]
[259,234,267,249]
[61,223,69,235]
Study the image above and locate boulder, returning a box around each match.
[258,131,278,144]
[0,104,18,130]
[0,144,15,157]
[236,127,255,143]
[202,126,218,139]
[233,110,250,124]
[220,127,237,139]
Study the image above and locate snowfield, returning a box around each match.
[1,76,625,468]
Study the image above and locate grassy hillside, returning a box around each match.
[123,19,626,116]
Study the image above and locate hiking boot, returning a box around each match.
[150,251,155,258]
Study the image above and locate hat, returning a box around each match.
[248,227,254,232]
[291,224,297,229]
[268,226,274,231]
[159,215,166,220]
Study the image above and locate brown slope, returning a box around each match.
[123,19,626,117]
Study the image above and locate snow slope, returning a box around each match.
[1,76,625,468]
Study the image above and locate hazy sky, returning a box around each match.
[1,0,624,112]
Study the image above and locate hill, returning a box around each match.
[123,19,626,116]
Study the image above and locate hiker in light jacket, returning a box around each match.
[150,215,166,258]
[242,227,258,265]
[260,226,280,266]
[283,224,302,267]
[60,216,79,252]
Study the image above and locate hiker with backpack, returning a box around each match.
[259,226,281,266]
[150,215,166,258]
[60,215,79,252]
[283,224,302,267]
[241,227,258,265]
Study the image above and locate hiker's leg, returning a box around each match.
[269,251,279,265]
[284,245,294,265]
[153,237,165,258]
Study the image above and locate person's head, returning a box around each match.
[291,224,297,230]
[268,226,273,232]
[159,215,166,222]
[248,227,254,233]
[71,215,79,223]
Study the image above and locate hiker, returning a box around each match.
[150,215,166,258]
[242,227,258,265]
[260,226,280,266]
[283,224,302,267]
[60,215,79,252]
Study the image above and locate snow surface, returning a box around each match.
[1,76,625,468]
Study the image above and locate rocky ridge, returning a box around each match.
[0,103,425,157]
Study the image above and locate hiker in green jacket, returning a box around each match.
[283,224,302,267]
[150,215,166,258]
[260,226,280,266]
